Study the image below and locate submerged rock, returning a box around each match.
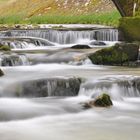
[0,69,4,76]
[83,93,113,108]
[71,44,91,49]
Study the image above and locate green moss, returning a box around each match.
[94,93,113,107]
[0,45,10,51]
[83,93,113,108]
[0,69,4,77]
[89,43,139,66]
[119,17,140,41]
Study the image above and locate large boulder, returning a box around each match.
[83,93,113,108]
[71,44,91,49]
[88,43,139,66]
[0,69,4,76]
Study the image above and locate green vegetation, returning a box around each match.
[89,43,139,66]
[0,44,10,51]
[83,93,113,108]
[0,11,120,26]
[93,93,113,107]
[0,69,4,77]
[0,0,120,26]
[28,11,120,26]
[0,15,23,24]
[119,17,140,41]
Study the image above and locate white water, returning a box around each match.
[0,26,140,140]
[0,28,118,44]
[1,64,140,140]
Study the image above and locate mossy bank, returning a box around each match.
[119,17,140,41]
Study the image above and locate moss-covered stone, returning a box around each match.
[83,93,113,108]
[0,43,10,51]
[93,93,113,107]
[119,17,140,41]
[0,45,11,51]
[88,43,139,66]
[0,69,4,76]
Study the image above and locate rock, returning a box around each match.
[71,44,91,49]
[89,43,139,66]
[93,93,113,107]
[0,69,4,76]
[119,17,140,41]
[90,41,106,46]
[0,45,10,51]
[15,24,21,29]
[0,41,11,51]
[83,93,113,108]
[4,77,82,97]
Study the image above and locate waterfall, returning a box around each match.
[79,76,140,100]
[1,77,81,97]
[0,53,30,66]
[0,29,118,44]
[0,36,55,49]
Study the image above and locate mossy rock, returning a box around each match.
[119,17,140,41]
[0,69,4,77]
[71,44,91,49]
[88,43,139,66]
[93,93,113,107]
[83,93,113,108]
[0,43,11,51]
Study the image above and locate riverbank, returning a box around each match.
[0,11,120,27]
[119,17,140,41]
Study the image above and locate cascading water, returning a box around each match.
[1,77,81,97]
[0,53,30,66]
[0,25,140,140]
[0,29,118,44]
[0,36,55,49]
[79,76,140,100]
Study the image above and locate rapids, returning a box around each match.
[0,25,140,140]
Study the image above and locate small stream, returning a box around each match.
[0,25,140,140]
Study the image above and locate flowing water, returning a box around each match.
[0,25,140,140]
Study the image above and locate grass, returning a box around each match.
[0,10,121,27]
